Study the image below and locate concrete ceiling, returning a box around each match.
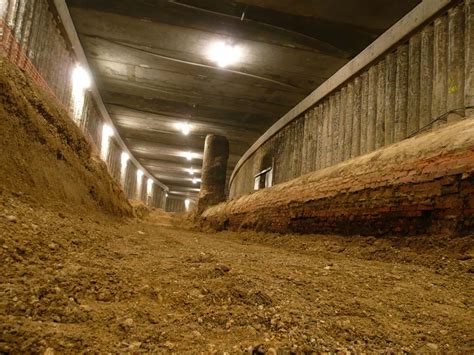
[66,0,419,198]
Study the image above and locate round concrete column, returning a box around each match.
[198,134,229,212]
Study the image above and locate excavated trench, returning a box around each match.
[1,60,473,353]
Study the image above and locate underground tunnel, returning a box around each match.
[0,0,473,352]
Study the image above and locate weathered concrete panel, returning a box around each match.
[432,16,449,126]
[394,44,408,142]
[420,24,434,129]
[407,33,421,136]
[367,66,378,153]
[343,83,353,160]
[339,87,347,162]
[447,4,466,123]
[332,92,342,164]
[351,77,361,158]
[360,72,369,154]
[384,51,396,145]
[375,61,385,149]
[466,0,474,115]
[322,99,330,168]
[315,105,324,170]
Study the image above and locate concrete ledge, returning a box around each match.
[230,0,453,187]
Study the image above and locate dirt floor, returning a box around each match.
[1,192,473,353]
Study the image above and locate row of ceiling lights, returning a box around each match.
[74,41,242,192]
[175,41,241,179]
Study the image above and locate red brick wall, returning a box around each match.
[201,119,474,236]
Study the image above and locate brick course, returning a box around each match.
[201,118,474,236]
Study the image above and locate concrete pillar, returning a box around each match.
[339,87,347,162]
[331,92,341,164]
[351,77,361,158]
[407,33,421,136]
[384,51,396,145]
[197,134,229,212]
[367,66,378,153]
[432,16,448,127]
[322,99,330,168]
[301,111,315,174]
[344,82,353,160]
[35,0,49,74]
[466,0,474,116]
[420,24,434,128]
[20,0,35,53]
[0,0,9,20]
[360,72,369,154]
[6,0,19,28]
[315,105,323,170]
[12,0,26,39]
[394,44,408,142]
[375,61,386,149]
[327,96,334,166]
[447,4,465,123]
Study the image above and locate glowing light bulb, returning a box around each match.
[72,66,91,90]
[176,122,191,135]
[120,152,130,186]
[100,124,114,160]
[103,124,114,138]
[185,151,193,161]
[188,167,195,175]
[208,41,242,68]
[184,198,191,210]
[121,152,129,165]
[137,169,143,178]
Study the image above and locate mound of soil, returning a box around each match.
[0,59,131,216]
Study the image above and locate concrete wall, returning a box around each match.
[0,0,168,208]
[230,0,474,199]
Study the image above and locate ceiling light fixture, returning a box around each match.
[176,122,191,135]
[192,177,201,184]
[72,65,91,91]
[103,124,114,138]
[121,152,130,165]
[187,167,195,175]
[147,178,153,189]
[208,41,242,68]
[185,151,193,161]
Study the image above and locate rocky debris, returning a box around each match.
[6,215,17,223]
[214,264,231,276]
[119,318,134,331]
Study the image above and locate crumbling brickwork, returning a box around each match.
[202,119,474,236]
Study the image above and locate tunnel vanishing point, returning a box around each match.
[1,0,474,352]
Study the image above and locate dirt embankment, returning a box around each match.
[0,59,131,216]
